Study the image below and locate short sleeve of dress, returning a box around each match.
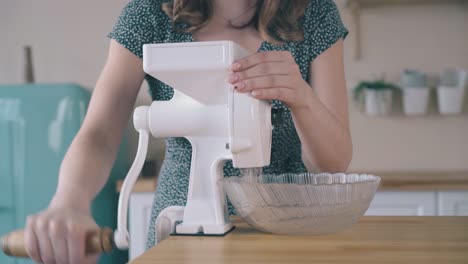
[302,0,349,61]
[108,0,165,58]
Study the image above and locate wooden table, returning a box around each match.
[130,217,468,264]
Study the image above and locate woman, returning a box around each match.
[25,0,352,263]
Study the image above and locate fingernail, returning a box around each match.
[226,74,238,83]
[230,62,241,71]
[235,81,245,90]
[251,90,259,96]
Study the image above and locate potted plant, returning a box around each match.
[400,69,430,116]
[437,69,467,115]
[353,79,400,116]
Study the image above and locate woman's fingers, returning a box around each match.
[234,75,295,93]
[231,51,293,71]
[25,216,43,263]
[24,208,100,264]
[228,62,292,81]
[251,87,294,103]
[50,220,69,264]
[66,223,86,264]
[35,218,56,264]
[227,55,307,108]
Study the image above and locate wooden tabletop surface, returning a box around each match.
[117,171,468,193]
[130,216,468,264]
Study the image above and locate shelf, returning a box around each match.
[346,0,468,60]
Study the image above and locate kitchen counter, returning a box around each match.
[130,216,468,264]
[116,178,157,193]
[371,171,468,190]
[117,171,468,192]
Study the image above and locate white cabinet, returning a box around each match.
[366,191,468,216]
[438,192,468,216]
[129,192,154,260]
[365,191,437,216]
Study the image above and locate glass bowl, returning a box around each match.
[223,173,380,235]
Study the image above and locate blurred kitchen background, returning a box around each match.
[1,0,467,263]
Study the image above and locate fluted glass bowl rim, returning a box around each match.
[223,173,381,186]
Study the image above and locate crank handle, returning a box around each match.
[1,228,113,258]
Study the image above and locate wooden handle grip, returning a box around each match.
[1,228,114,258]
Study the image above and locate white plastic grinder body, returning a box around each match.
[114,41,273,249]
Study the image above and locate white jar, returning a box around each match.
[437,86,465,115]
[365,89,393,116]
[437,69,467,115]
[403,87,430,116]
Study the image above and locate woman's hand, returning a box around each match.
[227,41,352,173]
[227,51,313,110]
[25,205,100,264]
[23,39,146,263]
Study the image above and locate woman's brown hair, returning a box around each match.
[162,0,309,45]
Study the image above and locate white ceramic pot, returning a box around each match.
[402,87,430,116]
[365,89,393,116]
[437,86,465,114]
[437,69,467,115]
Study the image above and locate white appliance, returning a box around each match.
[114,41,273,249]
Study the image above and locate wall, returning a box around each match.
[0,0,165,169]
[1,0,467,172]
[337,2,468,171]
